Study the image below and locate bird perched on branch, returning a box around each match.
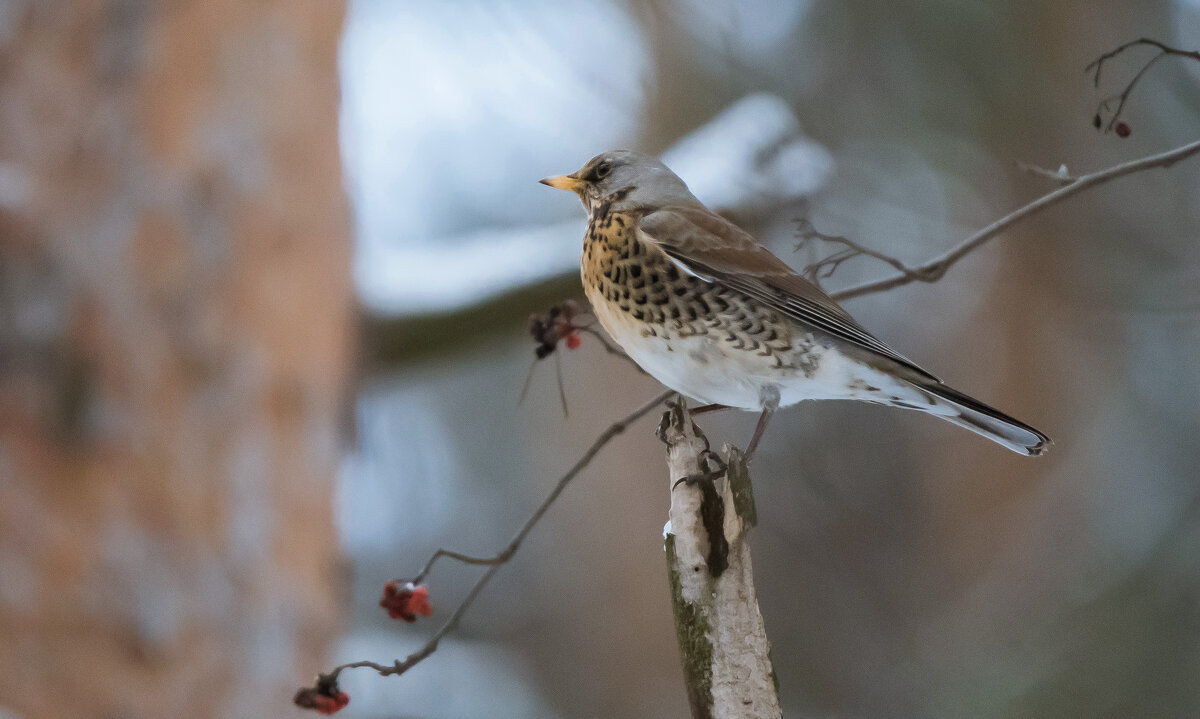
[541,150,1049,457]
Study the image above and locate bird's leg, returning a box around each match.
[744,408,774,460]
[657,396,729,488]
[744,386,780,461]
[656,398,728,442]
[660,402,730,454]
[675,403,733,481]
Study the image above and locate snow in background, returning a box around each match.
[340,0,647,315]
[341,0,835,315]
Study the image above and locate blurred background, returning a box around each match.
[2,1,1199,717]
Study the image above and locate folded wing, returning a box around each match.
[637,205,939,383]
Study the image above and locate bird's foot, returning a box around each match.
[655,408,674,445]
[655,396,691,444]
[672,449,727,490]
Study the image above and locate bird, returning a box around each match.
[540,150,1050,457]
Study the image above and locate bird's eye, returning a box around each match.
[593,161,612,180]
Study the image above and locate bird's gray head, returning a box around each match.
[540,150,699,215]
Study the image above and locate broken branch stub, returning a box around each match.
[661,398,781,719]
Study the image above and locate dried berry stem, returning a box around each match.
[317,389,674,685]
[1086,38,1200,134]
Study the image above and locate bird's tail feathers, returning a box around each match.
[913,382,1051,457]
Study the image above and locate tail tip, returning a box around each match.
[1022,435,1053,457]
[1021,432,1053,457]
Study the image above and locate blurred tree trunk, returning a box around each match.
[0,2,351,718]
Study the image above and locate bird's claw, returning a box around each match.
[672,449,727,489]
[655,408,673,444]
[656,397,686,444]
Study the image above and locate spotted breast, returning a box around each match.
[581,208,893,410]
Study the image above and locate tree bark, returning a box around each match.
[660,399,781,718]
[0,3,350,717]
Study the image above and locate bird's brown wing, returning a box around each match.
[637,205,939,383]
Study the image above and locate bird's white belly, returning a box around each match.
[592,298,915,410]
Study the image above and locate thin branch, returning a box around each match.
[1086,38,1200,134]
[409,548,515,586]
[1087,38,1200,85]
[517,358,539,406]
[521,300,645,415]
[1096,53,1167,134]
[794,218,931,288]
[1016,161,1077,185]
[555,352,569,417]
[317,389,674,685]
[831,138,1200,301]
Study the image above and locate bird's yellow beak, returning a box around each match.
[539,173,585,193]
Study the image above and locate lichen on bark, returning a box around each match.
[665,532,715,719]
[724,446,758,527]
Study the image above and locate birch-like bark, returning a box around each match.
[660,399,781,719]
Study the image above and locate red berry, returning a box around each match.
[294,686,350,714]
[1115,122,1131,138]
[380,581,433,622]
[313,692,350,714]
[565,333,582,350]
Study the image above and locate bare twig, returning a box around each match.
[517,358,539,406]
[1086,38,1200,134]
[408,548,515,585]
[1088,38,1200,85]
[795,218,932,288]
[314,389,674,686]
[831,138,1200,301]
[526,300,645,376]
[1095,53,1167,135]
[520,300,646,413]
[555,352,570,416]
[1016,161,1077,185]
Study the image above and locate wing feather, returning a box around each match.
[637,205,939,383]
